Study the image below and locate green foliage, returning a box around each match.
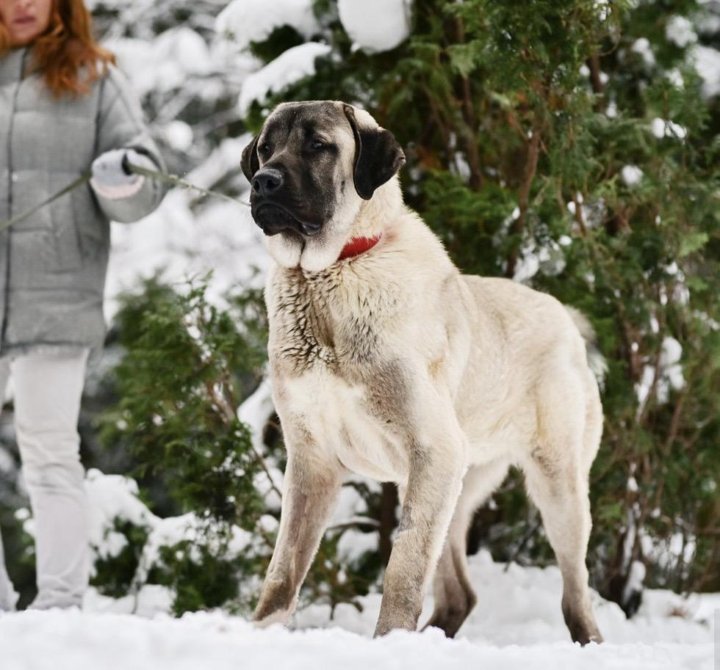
[91,520,149,599]
[99,275,266,529]
[92,275,272,613]
[147,539,256,616]
[249,26,307,62]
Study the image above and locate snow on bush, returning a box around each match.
[237,378,275,454]
[45,469,272,615]
[338,0,412,53]
[512,240,566,283]
[691,45,720,99]
[621,165,644,187]
[237,43,333,117]
[238,378,283,510]
[635,336,685,410]
[107,28,213,97]
[650,118,688,140]
[594,0,610,23]
[86,469,158,564]
[631,37,656,67]
[216,0,320,52]
[133,513,256,584]
[162,120,194,152]
[337,530,378,566]
[665,16,697,48]
[641,531,696,582]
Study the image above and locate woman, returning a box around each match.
[0,0,165,610]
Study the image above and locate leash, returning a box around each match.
[0,161,250,232]
[124,161,250,208]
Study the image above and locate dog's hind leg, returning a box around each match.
[423,460,509,638]
[254,448,344,626]
[424,461,510,636]
[522,376,603,645]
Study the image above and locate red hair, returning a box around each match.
[0,0,115,97]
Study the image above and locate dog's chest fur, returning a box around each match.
[268,264,398,373]
[267,264,412,480]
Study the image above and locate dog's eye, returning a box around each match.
[258,142,272,157]
[309,139,327,151]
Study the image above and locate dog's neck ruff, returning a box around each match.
[338,234,382,262]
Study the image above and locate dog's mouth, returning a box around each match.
[252,203,322,238]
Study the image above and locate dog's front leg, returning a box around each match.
[254,447,344,626]
[374,398,466,636]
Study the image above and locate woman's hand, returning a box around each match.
[90,149,155,200]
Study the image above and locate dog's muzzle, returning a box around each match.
[250,168,321,237]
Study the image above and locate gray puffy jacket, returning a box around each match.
[0,47,165,355]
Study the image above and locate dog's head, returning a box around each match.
[241,101,405,271]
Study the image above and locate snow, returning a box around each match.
[622,560,647,607]
[594,0,611,23]
[338,0,412,53]
[635,336,685,410]
[85,469,158,563]
[329,478,380,537]
[666,68,685,88]
[135,513,253,580]
[657,336,685,402]
[621,165,643,187]
[216,0,320,52]
[666,16,698,47]
[79,468,269,617]
[237,377,275,454]
[631,38,656,67]
[337,529,378,564]
[650,117,688,140]
[691,45,720,98]
[162,120,194,152]
[237,378,284,508]
[107,29,213,97]
[512,240,566,283]
[641,532,696,578]
[238,42,333,117]
[0,550,715,670]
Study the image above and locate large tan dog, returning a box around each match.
[241,101,603,644]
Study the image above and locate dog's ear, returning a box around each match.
[343,104,405,200]
[241,135,260,181]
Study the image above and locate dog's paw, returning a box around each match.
[253,608,292,629]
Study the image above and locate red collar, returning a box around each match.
[338,234,382,261]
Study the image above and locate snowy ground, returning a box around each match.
[1,551,716,670]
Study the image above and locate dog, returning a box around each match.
[241,100,604,644]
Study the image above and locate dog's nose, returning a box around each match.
[252,168,284,197]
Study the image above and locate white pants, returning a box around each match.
[0,348,90,611]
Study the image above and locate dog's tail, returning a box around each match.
[566,306,607,390]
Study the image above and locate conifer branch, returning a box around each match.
[506,127,541,278]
